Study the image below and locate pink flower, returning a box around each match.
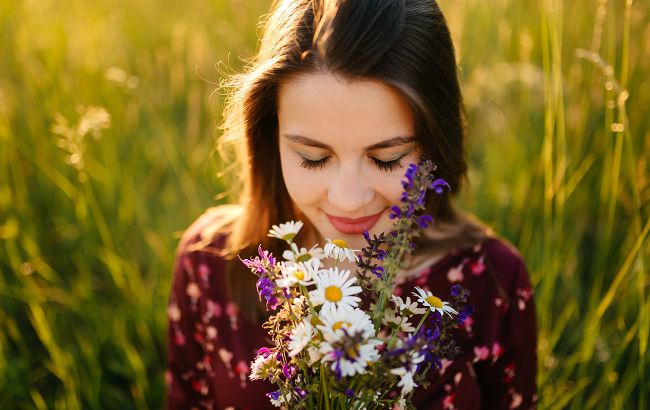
[439,358,453,375]
[207,299,223,318]
[172,329,186,346]
[462,315,474,334]
[443,392,456,409]
[226,302,239,330]
[492,342,504,362]
[167,303,181,322]
[206,326,218,340]
[198,263,211,287]
[473,345,490,362]
[470,257,485,275]
[503,363,516,382]
[509,390,523,409]
[186,282,201,300]
[447,266,464,282]
[235,360,249,388]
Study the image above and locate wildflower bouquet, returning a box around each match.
[241,161,472,409]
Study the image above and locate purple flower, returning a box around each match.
[430,178,450,194]
[295,387,308,398]
[257,347,273,358]
[266,390,281,400]
[282,363,297,379]
[418,214,433,228]
[426,327,440,341]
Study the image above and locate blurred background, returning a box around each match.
[0,0,648,408]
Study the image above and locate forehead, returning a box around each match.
[277,72,415,148]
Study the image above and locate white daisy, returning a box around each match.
[390,366,417,395]
[317,305,375,343]
[307,345,322,364]
[324,239,359,263]
[391,295,427,315]
[382,309,415,333]
[319,338,381,377]
[288,319,314,357]
[249,352,277,380]
[268,220,303,242]
[412,286,458,318]
[282,242,326,264]
[266,391,286,407]
[391,352,425,395]
[309,267,362,313]
[275,259,320,288]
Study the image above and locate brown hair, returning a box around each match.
[202,0,489,322]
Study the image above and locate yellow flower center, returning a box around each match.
[294,270,305,280]
[332,321,350,331]
[346,344,360,359]
[332,239,349,248]
[296,253,312,263]
[325,286,343,302]
[425,295,443,309]
[282,233,296,241]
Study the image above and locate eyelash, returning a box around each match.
[299,156,405,172]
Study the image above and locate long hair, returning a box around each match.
[202,0,489,322]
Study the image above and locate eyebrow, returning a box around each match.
[282,134,416,151]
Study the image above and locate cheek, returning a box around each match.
[372,153,420,204]
[279,149,325,207]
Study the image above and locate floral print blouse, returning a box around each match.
[166,211,538,409]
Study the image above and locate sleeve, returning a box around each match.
[475,258,538,409]
[165,235,216,409]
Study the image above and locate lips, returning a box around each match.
[326,210,385,235]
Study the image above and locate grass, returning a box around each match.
[0,0,648,408]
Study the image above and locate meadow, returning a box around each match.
[0,0,648,408]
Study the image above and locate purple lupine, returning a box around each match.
[282,363,297,379]
[266,390,282,401]
[295,387,308,399]
[430,178,451,194]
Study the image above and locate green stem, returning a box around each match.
[413,311,431,335]
[300,284,317,317]
[320,362,331,410]
[386,320,403,349]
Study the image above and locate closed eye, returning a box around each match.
[299,156,331,170]
[298,154,407,172]
[370,156,405,172]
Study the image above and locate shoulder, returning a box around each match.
[479,236,532,297]
[170,205,243,307]
[177,204,243,257]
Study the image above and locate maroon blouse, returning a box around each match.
[165,210,538,409]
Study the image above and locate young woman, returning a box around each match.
[165,0,537,408]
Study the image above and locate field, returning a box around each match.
[0,0,648,408]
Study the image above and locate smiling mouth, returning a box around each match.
[326,210,385,235]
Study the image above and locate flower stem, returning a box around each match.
[413,311,431,335]
[320,362,331,410]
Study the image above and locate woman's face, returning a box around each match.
[278,72,419,250]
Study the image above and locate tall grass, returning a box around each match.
[0,0,647,408]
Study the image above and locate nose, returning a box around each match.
[327,164,375,213]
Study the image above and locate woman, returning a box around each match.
[166,0,537,408]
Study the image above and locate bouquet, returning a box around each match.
[241,161,472,409]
